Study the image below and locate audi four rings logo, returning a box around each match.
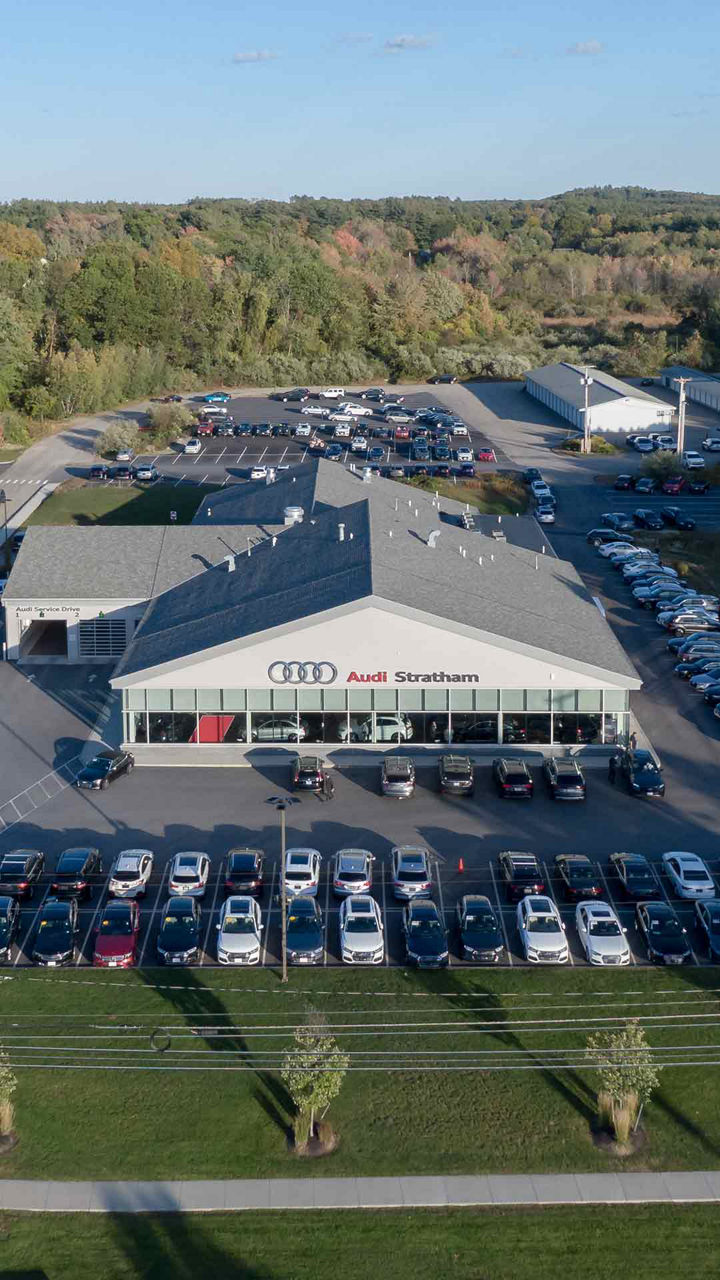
[268,661,338,685]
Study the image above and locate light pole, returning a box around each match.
[268,795,300,983]
[580,368,593,454]
[0,490,7,574]
[673,376,691,459]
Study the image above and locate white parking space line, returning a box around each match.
[542,860,574,965]
[215,448,226,463]
[488,862,513,966]
[433,858,450,967]
[171,452,182,465]
[191,449,206,465]
[261,864,276,966]
[236,448,247,461]
[14,886,50,966]
[257,447,267,463]
[138,865,169,965]
[323,874,331,965]
[200,473,209,484]
[380,868,390,966]
[76,869,113,966]
[279,447,288,463]
[200,874,224,965]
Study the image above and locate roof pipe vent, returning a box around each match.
[427,530,441,549]
[224,554,236,573]
[338,523,345,542]
[284,505,304,526]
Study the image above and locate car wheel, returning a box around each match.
[100,778,108,790]
[126,762,134,774]
[591,537,602,548]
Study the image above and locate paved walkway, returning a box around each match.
[2,1171,720,1213]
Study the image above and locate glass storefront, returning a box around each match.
[125,688,631,747]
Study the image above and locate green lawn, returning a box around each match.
[0,1206,718,1280]
[25,481,221,527]
[2,967,720,1182]
[402,471,528,514]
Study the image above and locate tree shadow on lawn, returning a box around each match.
[135,965,294,1143]
[106,1210,274,1280]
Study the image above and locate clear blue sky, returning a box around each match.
[1,0,718,203]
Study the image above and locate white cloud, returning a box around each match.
[384,34,433,53]
[336,32,373,45]
[232,51,278,64]
[566,40,604,56]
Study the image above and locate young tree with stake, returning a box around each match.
[280,1015,349,1150]
[587,1019,661,1145]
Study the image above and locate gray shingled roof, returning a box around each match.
[525,362,669,410]
[661,365,720,384]
[112,488,639,686]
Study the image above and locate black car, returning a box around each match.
[361,388,386,401]
[275,388,309,402]
[523,469,543,485]
[113,464,133,481]
[492,758,533,798]
[429,374,457,384]
[450,718,501,744]
[634,476,657,495]
[292,755,327,792]
[403,899,449,968]
[543,758,586,800]
[156,896,201,965]
[0,849,45,899]
[274,422,294,437]
[634,508,664,530]
[433,463,451,478]
[661,506,696,530]
[456,894,503,962]
[554,854,603,901]
[74,749,134,791]
[612,747,665,797]
[694,900,720,959]
[438,755,474,796]
[32,898,78,966]
[600,512,635,533]
[51,847,102,900]
[286,896,324,965]
[0,896,20,961]
[636,901,691,964]
[688,480,710,494]
[609,852,660,899]
[253,423,273,437]
[213,422,235,436]
[234,422,253,435]
[586,529,634,548]
[88,464,110,481]
[497,851,545,902]
[224,848,264,895]
[614,474,634,491]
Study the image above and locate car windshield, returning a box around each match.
[339,869,366,881]
[346,918,377,933]
[628,868,653,882]
[466,912,497,929]
[589,920,621,937]
[223,915,256,934]
[288,870,311,881]
[112,870,139,882]
[567,867,594,884]
[683,870,709,882]
[505,771,528,783]
[98,916,132,935]
[706,912,720,930]
[90,757,113,773]
[650,918,683,937]
[527,917,561,933]
[162,914,193,929]
[398,868,427,882]
[39,919,70,937]
[173,872,200,882]
[410,919,443,935]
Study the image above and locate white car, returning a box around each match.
[216,895,263,965]
[329,411,354,423]
[299,406,329,419]
[183,438,201,454]
[683,450,706,470]
[294,421,312,436]
[456,446,473,463]
[702,436,720,451]
[662,851,715,899]
[108,849,154,899]
[285,847,321,898]
[633,438,655,453]
[319,387,345,400]
[597,541,638,558]
[530,480,552,500]
[451,423,469,437]
[338,713,413,743]
[384,411,412,423]
[350,435,368,452]
[575,901,630,966]
[516,895,569,964]
[168,852,210,898]
[333,849,373,896]
[340,403,372,417]
[339,895,384,964]
[250,465,268,480]
[115,447,135,462]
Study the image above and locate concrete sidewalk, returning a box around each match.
[2,1170,720,1213]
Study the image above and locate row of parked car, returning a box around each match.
[625,432,720,456]
[590,531,720,641]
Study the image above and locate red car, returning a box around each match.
[93,900,140,968]
[196,421,215,436]
[476,446,496,462]
[394,425,411,441]
[662,475,685,495]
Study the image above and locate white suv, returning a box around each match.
[285,848,321,897]
[319,387,345,400]
[683,450,706,470]
[339,895,384,964]
[702,436,720,451]
[516,895,569,963]
[109,849,154,899]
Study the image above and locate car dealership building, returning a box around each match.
[3,461,640,757]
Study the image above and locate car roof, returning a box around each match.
[287,848,318,863]
[503,851,538,865]
[584,902,615,917]
[104,900,134,916]
[346,896,376,915]
[396,848,428,865]
[553,759,582,773]
[383,758,413,774]
[1,851,36,867]
[115,853,146,871]
[337,851,369,870]
[463,894,493,910]
[43,899,72,917]
[441,754,472,767]
[225,895,254,913]
[288,896,317,912]
[296,755,322,768]
[57,850,91,867]
[616,851,649,865]
[229,847,262,861]
[665,851,704,864]
[558,853,590,864]
[525,896,555,913]
[174,852,204,866]
[409,900,440,917]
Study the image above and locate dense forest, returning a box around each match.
[2,186,720,440]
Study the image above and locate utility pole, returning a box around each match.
[580,368,593,454]
[0,490,7,574]
[267,795,300,983]
[673,376,691,459]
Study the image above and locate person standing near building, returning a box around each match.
[323,770,335,801]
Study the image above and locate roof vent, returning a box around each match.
[224,554,236,573]
[284,505,304,526]
[491,529,506,543]
[338,523,345,542]
[362,467,372,483]
[427,530,441,549]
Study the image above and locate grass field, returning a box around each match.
[0,1205,718,1280]
[2,966,720,1182]
[25,481,221,527]
[634,529,720,595]
[402,471,528,514]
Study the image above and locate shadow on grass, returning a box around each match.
[107,1212,273,1280]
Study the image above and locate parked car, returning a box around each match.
[286,895,324,964]
[517,895,569,964]
[168,853,210,898]
[339,895,384,964]
[610,851,660,899]
[701,436,720,452]
[93,900,140,968]
[554,854,603,901]
[284,848,321,898]
[381,757,416,798]
[662,475,685,495]
[611,747,665,796]
[497,851,545,901]
[660,506,696,530]
[156,896,201,965]
[575,901,630,966]
[391,846,432,899]
[251,715,308,742]
[403,899,449,968]
[634,476,657,495]
[682,450,706,470]
[694,900,720,959]
[51,847,102,900]
[662,851,715,899]
[0,850,45,899]
[613,474,634,491]
[492,758,533,798]
[291,756,327,792]
[0,896,20,962]
[89,463,110,481]
[332,849,373,896]
[183,438,201,454]
[438,754,474,796]
[32,898,78,966]
[636,901,692,964]
[587,530,634,548]
[224,849,264,895]
[542,758,586,801]
[634,508,664,530]
[276,388,309,402]
[664,610,718,635]
[133,463,158,482]
[75,749,134,791]
[108,849,154,899]
[216,895,262,965]
[456,895,504,963]
[600,511,635,533]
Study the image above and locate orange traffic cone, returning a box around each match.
[458,857,465,874]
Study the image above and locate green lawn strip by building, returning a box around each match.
[24,481,221,527]
[402,471,528,514]
[0,1206,718,1280]
[1,966,719,1182]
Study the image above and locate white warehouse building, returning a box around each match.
[660,366,720,414]
[525,362,674,434]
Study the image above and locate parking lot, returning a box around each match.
[3,753,720,971]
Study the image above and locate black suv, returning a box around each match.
[611,748,665,797]
[32,898,78,966]
[438,755,474,796]
[497,852,545,901]
[492,758,533,798]
[586,529,634,548]
[661,506,696,531]
[554,854,603,901]
[542,758,586,801]
[0,849,45,899]
[0,897,20,961]
[51,847,102,900]
[634,508,664,530]
[610,851,660,899]
[456,895,504,963]
[223,849,264,895]
[292,756,327,792]
[636,901,692,965]
[402,900,449,968]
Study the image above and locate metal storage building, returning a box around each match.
[525,363,674,434]
[660,366,720,414]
